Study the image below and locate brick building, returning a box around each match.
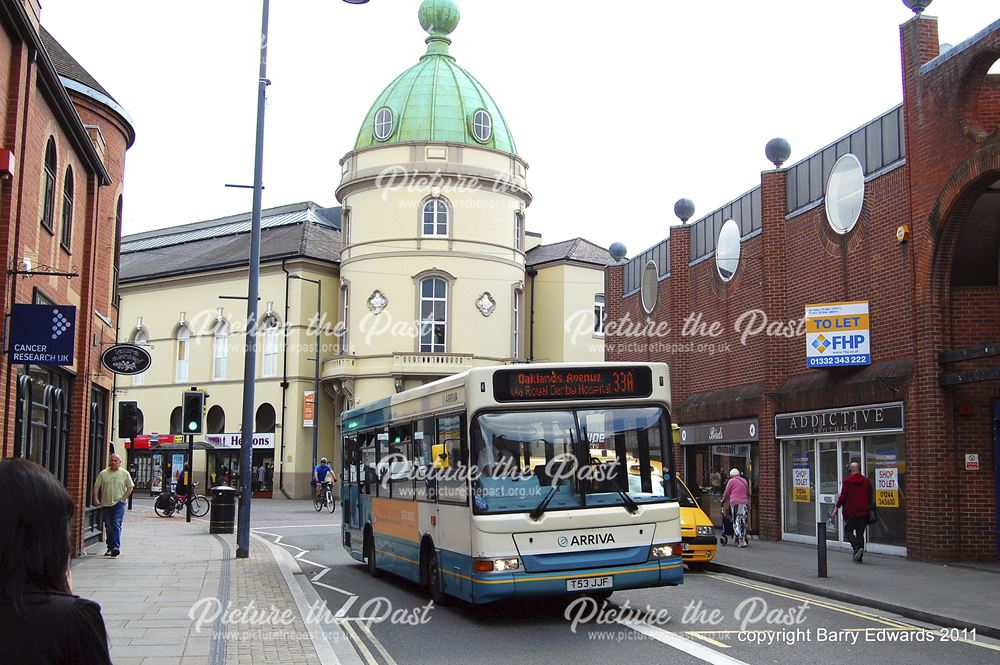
[605,11,999,560]
[0,0,133,553]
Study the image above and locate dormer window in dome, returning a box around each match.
[422,198,449,237]
[373,107,394,141]
[472,109,492,143]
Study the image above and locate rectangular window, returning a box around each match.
[263,326,279,377]
[594,294,605,335]
[512,290,522,358]
[419,278,447,353]
[436,414,467,504]
[514,212,523,251]
[213,332,228,380]
[176,338,189,383]
[339,285,350,354]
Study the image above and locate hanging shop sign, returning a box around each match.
[101,344,152,375]
[805,301,871,368]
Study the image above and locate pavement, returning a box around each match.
[67,498,1000,664]
[70,499,339,665]
[708,535,1000,639]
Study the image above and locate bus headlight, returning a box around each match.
[649,544,677,559]
[474,557,521,572]
[697,526,715,536]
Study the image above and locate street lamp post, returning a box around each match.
[236,0,369,559]
[289,275,322,471]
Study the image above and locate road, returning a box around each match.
[247,500,1000,665]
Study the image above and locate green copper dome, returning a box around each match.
[353,0,517,155]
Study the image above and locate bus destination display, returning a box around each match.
[493,366,653,402]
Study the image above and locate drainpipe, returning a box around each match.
[278,259,292,499]
[527,269,537,361]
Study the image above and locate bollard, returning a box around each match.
[210,486,236,534]
[817,521,828,578]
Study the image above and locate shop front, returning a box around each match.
[680,419,759,533]
[206,432,275,497]
[777,402,906,556]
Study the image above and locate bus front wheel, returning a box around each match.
[426,551,450,606]
[364,529,380,578]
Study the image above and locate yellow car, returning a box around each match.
[677,478,717,566]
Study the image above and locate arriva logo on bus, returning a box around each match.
[559,533,616,547]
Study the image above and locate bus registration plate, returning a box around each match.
[567,576,613,592]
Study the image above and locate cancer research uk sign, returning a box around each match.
[9,304,76,366]
[805,301,871,368]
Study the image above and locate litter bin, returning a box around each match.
[210,485,236,534]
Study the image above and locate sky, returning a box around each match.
[39,0,1000,259]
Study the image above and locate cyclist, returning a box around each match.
[312,457,337,500]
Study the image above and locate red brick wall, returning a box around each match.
[604,14,1000,560]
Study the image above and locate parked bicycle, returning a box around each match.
[154,481,210,518]
[313,481,336,513]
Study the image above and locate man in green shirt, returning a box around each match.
[92,454,134,557]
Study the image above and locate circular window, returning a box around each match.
[373,107,394,141]
[825,153,865,234]
[716,219,741,282]
[472,109,492,143]
[640,261,658,314]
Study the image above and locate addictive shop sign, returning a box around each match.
[805,301,870,368]
[8,304,76,365]
[776,403,903,438]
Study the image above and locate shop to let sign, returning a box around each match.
[793,487,811,502]
[874,467,899,508]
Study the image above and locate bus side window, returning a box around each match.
[361,432,379,495]
[415,416,436,501]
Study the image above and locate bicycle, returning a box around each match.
[154,481,210,518]
[313,481,336,513]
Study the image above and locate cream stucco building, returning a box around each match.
[115,0,610,498]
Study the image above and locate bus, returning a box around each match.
[340,362,683,604]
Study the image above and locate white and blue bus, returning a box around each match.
[340,362,683,604]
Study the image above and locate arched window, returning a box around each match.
[61,166,74,249]
[255,403,277,433]
[262,316,279,378]
[132,329,148,386]
[169,406,182,435]
[419,277,447,353]
[176,326,191,382]
[422,199,448,237]
[41,137,57,232]
[206,405,225,434]
[213,321,229,380]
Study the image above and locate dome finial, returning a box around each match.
[419,0,460,56]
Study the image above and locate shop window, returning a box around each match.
[865,435,906,548]
[782,440,817,538]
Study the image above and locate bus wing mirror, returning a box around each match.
[432,444,450,469]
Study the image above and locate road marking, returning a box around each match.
[622,621,750,664]
[334,595,359,618]
[354,619,399,665]
[706,573,915,629]
[251,530,282,539]
[274,535,284,544]
[312,567,331,582]
[314,580,357,597]
[253,523,341,528]
[339,620,378,665]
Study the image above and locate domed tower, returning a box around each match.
[332,0,531,406]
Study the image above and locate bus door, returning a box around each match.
[343,434,362,531]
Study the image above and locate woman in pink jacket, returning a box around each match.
[722,468,751,547]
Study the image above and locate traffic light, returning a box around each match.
[119,401,141,439]
[181,390,205,434]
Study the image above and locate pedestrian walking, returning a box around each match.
[830,461,873,563]
[722,468,751,547]
[264,463,273,491]
[92,454,134,558]
[0,458,113,665]
[258,464,266,492]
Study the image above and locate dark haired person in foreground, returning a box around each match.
[0,458,112,664]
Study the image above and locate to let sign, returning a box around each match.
[9,304,76,366]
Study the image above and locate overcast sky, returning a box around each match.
[40,1,999,258]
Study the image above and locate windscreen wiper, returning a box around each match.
[530,483,560,521]
[613,484,639,514]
